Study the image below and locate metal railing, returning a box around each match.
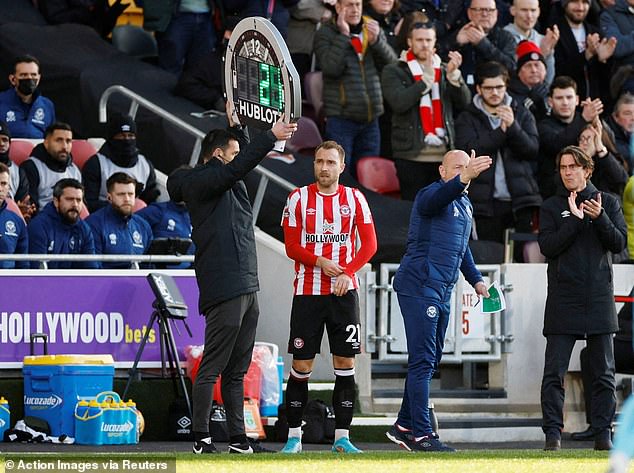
[0,254,194,270]
[98,85,296,223]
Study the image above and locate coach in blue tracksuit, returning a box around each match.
[28,178,97,269]
[137,200,193,268]
[0,162,28,268]
[386,150,491,452]
[87,172,152,269]
[0,55,55,139]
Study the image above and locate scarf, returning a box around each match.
[350,20,370,62]
[405,49,446,141]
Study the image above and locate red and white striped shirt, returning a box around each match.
[281,183,376,296]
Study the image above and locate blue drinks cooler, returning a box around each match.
[0,397,10,440]
[75,391,138,445]
[22,355,115,437]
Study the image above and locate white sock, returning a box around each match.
[288,427,302,439]
[607,452,630,473]
[334,428,349,442]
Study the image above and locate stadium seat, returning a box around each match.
[304,71,324,131]
[79,204,89,220]
[356,157,401,199]
[112,25,158,60]
[133,198,147,212]
[71,139,97,170]
[5,198,25,223]
[286,117,322,156]
[9,139,35,165]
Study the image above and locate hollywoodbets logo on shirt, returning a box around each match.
[304,219,349,244]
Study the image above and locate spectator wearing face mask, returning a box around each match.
[82,114,159,213]
[0,55,56,139]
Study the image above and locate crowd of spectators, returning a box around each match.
[1,0,634,265]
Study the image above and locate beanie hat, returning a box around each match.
[0,120,12,140]
[516,40,546,72]
[108,114,137,138]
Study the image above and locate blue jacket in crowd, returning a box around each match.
[0,200,28,268]
[27,202,98,269]
[0,88,56,139]
[137,201,194,268]
[87,204,153,269]
[394,175,482,301]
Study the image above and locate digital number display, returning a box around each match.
[236,57,284,111]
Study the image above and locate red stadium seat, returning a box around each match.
[304,71,324,131]
[286,117,322,156]
[79,204,89,220]
[133,198,147,212]
[5,198,25,223]
[356,157,401,199]
[9,139,35,166]
[71,139,97,170]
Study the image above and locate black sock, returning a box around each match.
[285,369,310,428]
[333,371,356,430]
[230,434,247,445]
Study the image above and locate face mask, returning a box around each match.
[110,139,138,160]
[17,78,37,96]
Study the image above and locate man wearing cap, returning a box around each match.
[21,122,81,211]
[0,55,56,139]
[509,40,550,121]
[551,0,616,100]
[82,114,159,213]
[0,120,33,220]
[504,0,558,86]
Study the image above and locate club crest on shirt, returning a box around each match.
[132,230,144,248]
[426,306,437,318]
[340,205,351,217]
[33,108,45,124]
[167,219,176,231]
[322,220,335,233]
[109,233,117,245]
[5,111,15,123]
[4,220,17,236]
[293,338,305,349]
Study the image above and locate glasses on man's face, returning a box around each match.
[578,134,593,143]
[480,84,506,92]
[469,7,497,14]
[559,163,583,172]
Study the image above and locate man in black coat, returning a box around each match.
[538,145,627,452]
[549,0,616,100]
[537,75,603,198]
[167,111,296,455]
[454,61,541,249]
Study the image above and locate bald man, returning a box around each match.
[387,150,491,452]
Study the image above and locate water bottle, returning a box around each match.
[0,397,10,441]
[126,400,140,443]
